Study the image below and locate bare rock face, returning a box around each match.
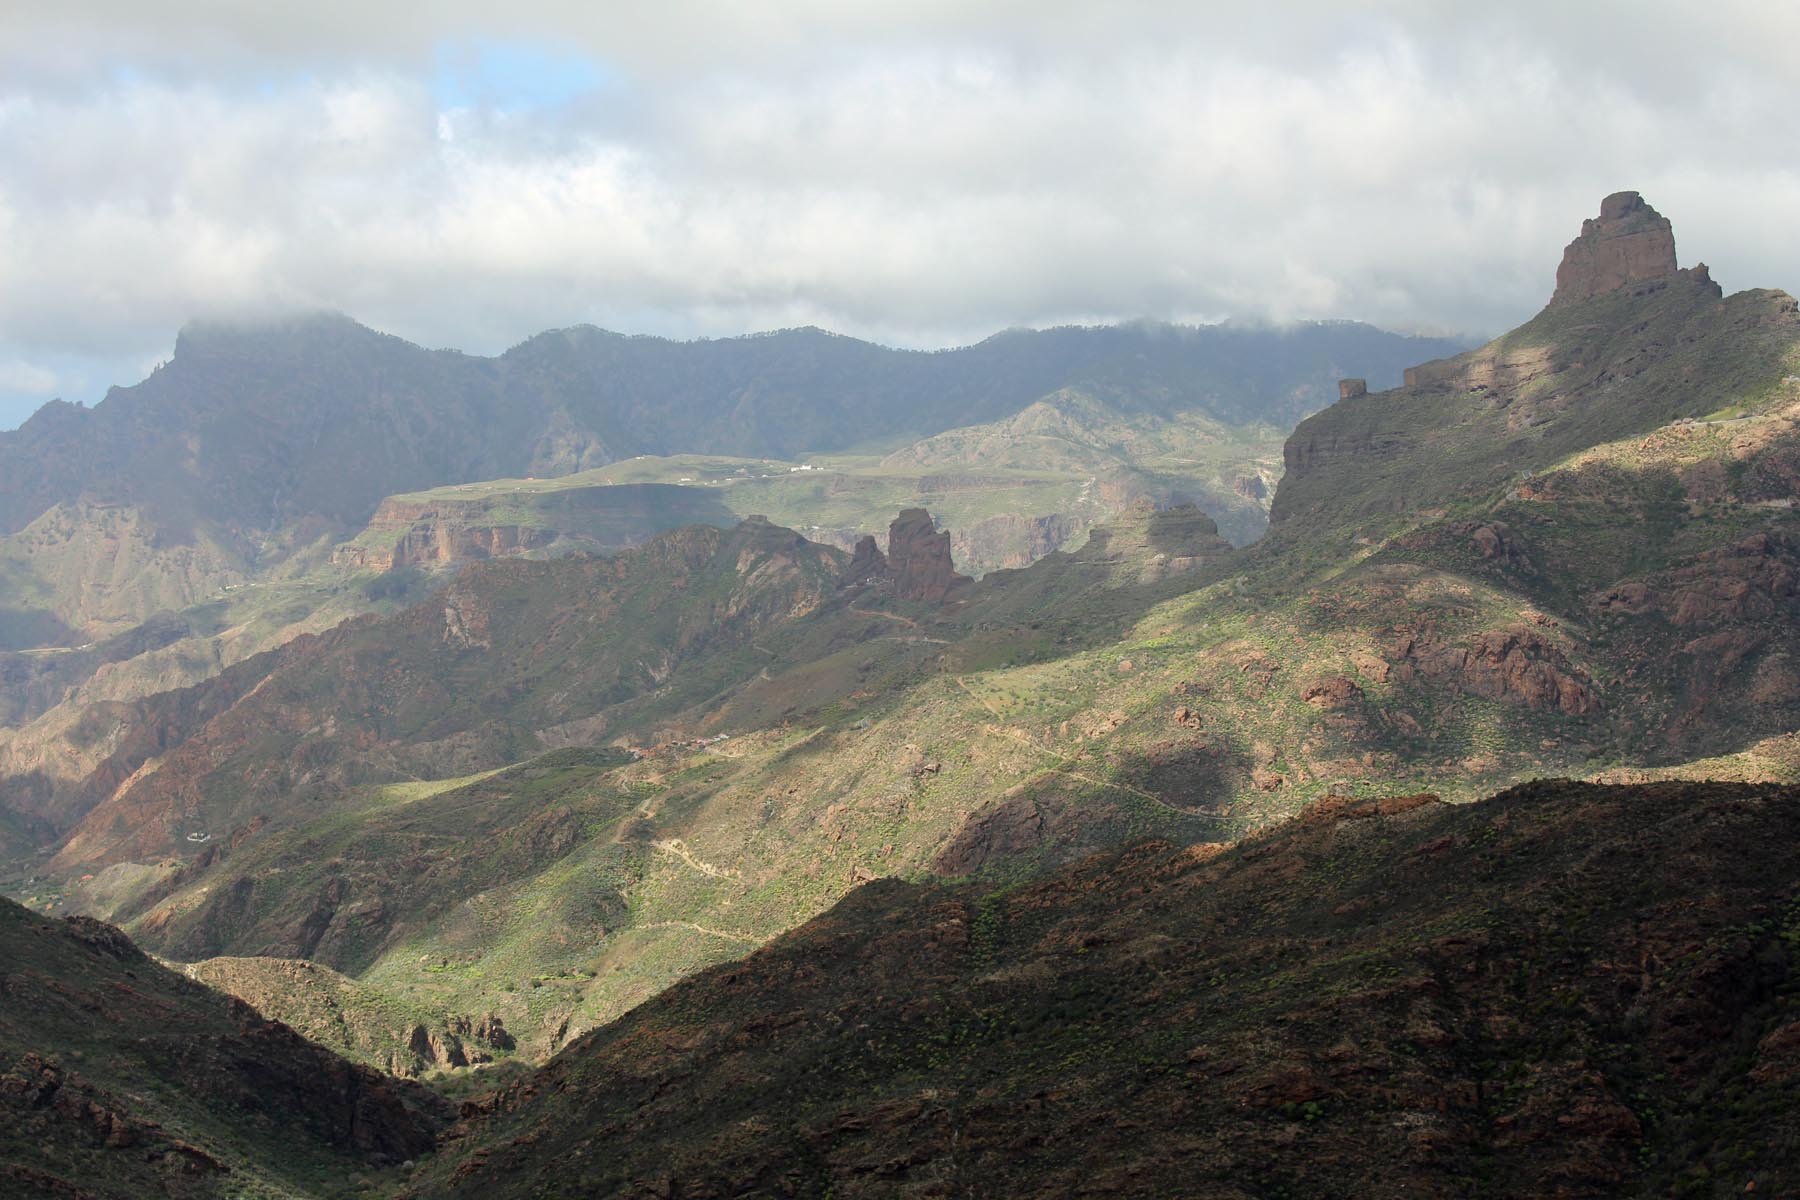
[1232,474,1267,501]
[1550,191,1678,305]
[887,508,969,602]
[1301,675,1364,710]
[1389,627,1600,716]
[845,534,888,584]
[1594,532,1800,627]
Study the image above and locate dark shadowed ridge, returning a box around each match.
[411,780,1800,1198]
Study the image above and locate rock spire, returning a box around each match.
[1550,191,1678,305]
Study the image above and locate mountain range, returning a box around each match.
[5,191,1800,1196]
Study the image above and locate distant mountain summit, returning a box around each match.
[1271,191,1771,532]
[0,318,1463,540]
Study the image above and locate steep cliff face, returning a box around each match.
[951,512,1086,573]
[834,508,975,600]
[332,483,739,571]
[886,508,971,602]
[1551,190,1679,305]
[1061,501,1234,584]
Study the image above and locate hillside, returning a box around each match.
[0,895,447,1198]
[23,506,1246,1055]
[0,317,1456,886]
[179,956,518,1079]
[412,780,1800,1199]
[333,390,1279,584]
[35,517,849,872]
[9,190,1800,1091]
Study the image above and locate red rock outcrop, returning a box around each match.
[1468,521,1537,576]
[1390,627,1600,716]
[1301,676,1365,710]
[332,499,565,570]
[1550,191,1678,305]
[844,534,888,584]
[886,508,970,602]
[389,523,560,569]
[1594,533,1800,627]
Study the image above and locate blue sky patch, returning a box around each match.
[432,39,610,113]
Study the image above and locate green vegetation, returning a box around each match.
[412,781,1800,1198]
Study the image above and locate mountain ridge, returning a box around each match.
[0,315,1464,539]
[410,779,1800,1198]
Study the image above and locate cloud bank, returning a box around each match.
[2,1,1797,427]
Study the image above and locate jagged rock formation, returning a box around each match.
[1272,193,1780,532]
[839,508,972,599]
[885,508,970,602]
[844,534,888,583]
[1551,190,1679,305]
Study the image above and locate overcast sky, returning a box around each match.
[1,2,1797,429]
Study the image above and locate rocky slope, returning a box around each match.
[0,321,1450,865]
[0,896,447,1197]
[42,507,1247,1057]
[180,956,516,1078]
[39,517,849,872]
[1270,196,1788,534]
[876,387,1286,545]
[11,191,1800,1102]
[412,780,1800,1199]
[0,501,252,642]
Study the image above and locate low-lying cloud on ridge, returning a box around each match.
[2,1,1797,428]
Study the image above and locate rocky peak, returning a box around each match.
[1550,191,1678,305]
[887,508,969,602]
[845,534,889,583]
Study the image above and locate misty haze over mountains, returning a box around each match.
[6,3,1800,428]
[7,5,1800,1198]
[0,313,1460,532]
